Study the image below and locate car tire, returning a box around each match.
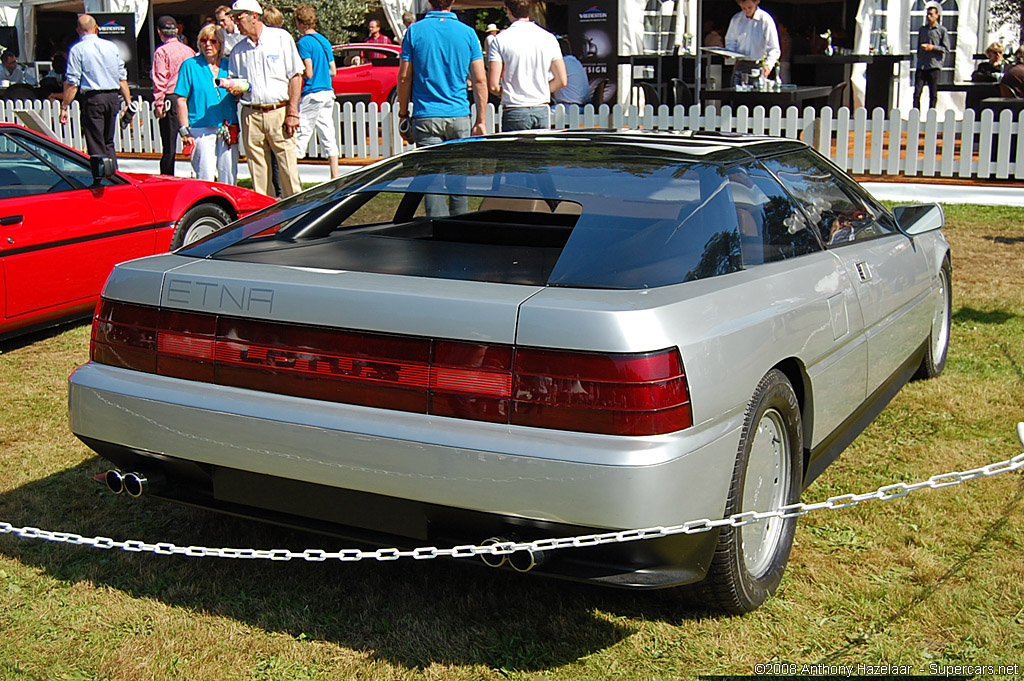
[170,203,231,249]
[696,368,803,614]
[386,88,398,108]
[913,257,952,381]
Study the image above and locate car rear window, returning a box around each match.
[182,143,814,289]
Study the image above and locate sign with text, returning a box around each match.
[93,13,137,85]
[569,0,618,104]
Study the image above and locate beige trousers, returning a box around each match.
[240,105,302,198]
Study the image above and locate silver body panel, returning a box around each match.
[69,362,738,529]
[69,225,949,532]
[66,131,952,575]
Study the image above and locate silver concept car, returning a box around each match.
[68,130,951,613]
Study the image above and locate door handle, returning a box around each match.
[0,214,23,226]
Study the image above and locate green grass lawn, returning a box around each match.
[0,204,1022,680]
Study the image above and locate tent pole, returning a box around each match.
[694,0,701,106]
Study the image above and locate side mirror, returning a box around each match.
[90,155,117,183]
[892,203,944,236]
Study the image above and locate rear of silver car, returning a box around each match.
[67,132,951,608]
[68,253,750,587]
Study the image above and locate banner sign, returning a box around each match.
[93,13,137,85]
[569,0,618,104]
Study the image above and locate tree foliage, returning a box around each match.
[266,0,377,44]
[990,0,1024,47]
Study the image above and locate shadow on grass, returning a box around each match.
[814,470,1024,665]
[0,318,90,353]
[952,306,1016,325]
[0,459,711,671]
[985,234,1024,245]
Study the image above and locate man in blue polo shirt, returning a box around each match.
[398,0,487,216]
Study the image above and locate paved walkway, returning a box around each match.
[117,159,1024,208]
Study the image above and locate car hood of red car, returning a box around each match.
[120,171,277,215]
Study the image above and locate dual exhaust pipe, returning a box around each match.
[480,537,548,573]
[98,475,548,572]
[100,469,164,498]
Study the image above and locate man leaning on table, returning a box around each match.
[725,0,780,86]
[226,0,303,198]
[2,50,37,85]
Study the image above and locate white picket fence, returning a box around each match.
[2,97,1023,181]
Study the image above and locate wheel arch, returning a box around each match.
[178,195,238,225]
[770,356,813,477]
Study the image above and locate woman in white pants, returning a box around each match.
[294,5,340,179]
[174,23,239,184]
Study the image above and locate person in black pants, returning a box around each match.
[59,14,132,159]
[152,16,195,175]
[913,2,950,111]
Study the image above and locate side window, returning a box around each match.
[0,132,76,199]
[725,163,821,267]
[0,131,110,199]
[17,134,101,189]
[762,151,895,248]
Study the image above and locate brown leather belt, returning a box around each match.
[244,101,287,112]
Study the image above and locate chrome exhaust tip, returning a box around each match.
[508,547,547,573]
[122,471,165,498]
[103,469,125,495]
[480,537,514,568]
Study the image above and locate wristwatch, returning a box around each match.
[179,126,191,137]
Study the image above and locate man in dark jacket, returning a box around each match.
[913,2,950,110]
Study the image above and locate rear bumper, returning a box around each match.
[68,362,742,586]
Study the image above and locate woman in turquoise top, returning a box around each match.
[174,23,239,184]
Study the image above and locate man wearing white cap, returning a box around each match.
[914,2,950,110]
[226,0,303,197]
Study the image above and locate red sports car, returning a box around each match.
[331,43,401,106]
[0,122,275,340]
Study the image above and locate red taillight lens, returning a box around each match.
[512,348,691,436]
[91,299,160,373]
[430,341,513,423]
[90,299,691,436]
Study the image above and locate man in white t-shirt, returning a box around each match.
[487,0,566,131]
[227,0,303,197]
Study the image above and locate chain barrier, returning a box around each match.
[2,442,1023,565]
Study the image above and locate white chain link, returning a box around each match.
[2,449,1022,564]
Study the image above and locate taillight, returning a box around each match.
[91,299,691,435]
[512,348,691,435]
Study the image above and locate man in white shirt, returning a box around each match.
[227,0,303,198]
[215,5,247,58]
[725,0,780,85]
[488,0,566,131]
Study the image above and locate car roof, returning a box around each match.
[413,128,808,164]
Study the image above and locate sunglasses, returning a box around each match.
[200,38,221,44]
